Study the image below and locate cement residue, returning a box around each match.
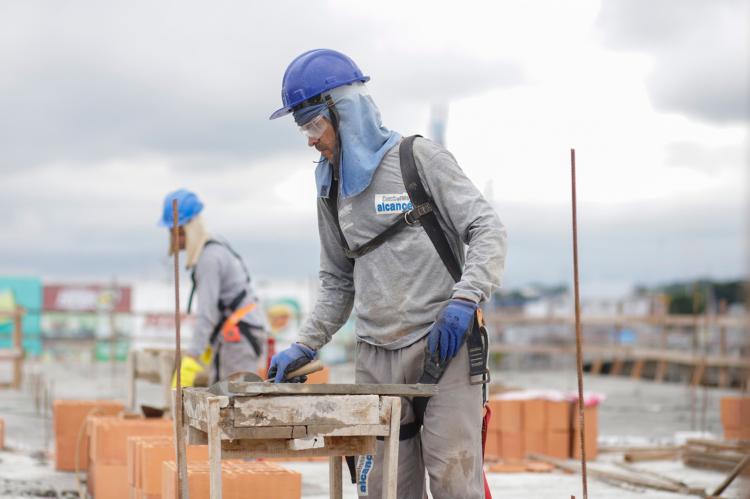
[0,478,78,498]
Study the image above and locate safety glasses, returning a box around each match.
[299,115,328,140]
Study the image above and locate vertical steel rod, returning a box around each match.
[172,199,189,499]
[570,148,589,499]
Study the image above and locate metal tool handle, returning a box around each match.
[278,359,324,381]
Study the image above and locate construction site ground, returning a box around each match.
[0,361,747,498]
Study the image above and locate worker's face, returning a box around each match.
[170,226,186,251]
[305,116,337,163]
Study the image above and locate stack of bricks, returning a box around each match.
[88,416,173,499]
[546,400,572,459]
[485,397,597,462]
[128,436,209,499]
[162,460,302,499]
[720,396,750,440]
[53,399,124,471]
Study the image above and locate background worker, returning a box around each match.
[267,50,506,498]
[160,189,267,386]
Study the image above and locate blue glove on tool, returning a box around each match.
[427,299,477,362]
[268,343,316,383]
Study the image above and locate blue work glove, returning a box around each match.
[267,343,316,383]
[427,299,478,362]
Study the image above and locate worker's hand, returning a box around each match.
[427,299,477,362]
[268,343,316,383]
[171,355,205,388]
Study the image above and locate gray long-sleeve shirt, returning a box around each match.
[298,137,507,350]
[188,241,267,356]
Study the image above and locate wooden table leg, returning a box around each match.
[160,351,176,413]
[381,396,401,499]
[126,351,136,410]
[329,456,343,499]
[208,397,223,499]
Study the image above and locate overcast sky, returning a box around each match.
[0,0,747,296]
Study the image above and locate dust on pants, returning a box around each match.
[354,338,484,499]
[209,326,265,383]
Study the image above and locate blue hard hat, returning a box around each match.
[269,49,370,120]
[159,189,204,228]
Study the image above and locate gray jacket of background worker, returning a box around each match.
[298,136,506,498]
[188,241,268,382]
[298,136,506,350]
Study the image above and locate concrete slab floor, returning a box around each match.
[0,361,747,498]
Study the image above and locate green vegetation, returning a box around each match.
[649,279,747,314]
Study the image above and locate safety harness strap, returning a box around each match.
[187,239,250,313]
[398,135,490,437]
[186,239,260,378]
[342,201,433,259]
[398,135,462,282]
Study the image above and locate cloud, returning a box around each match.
[498,194,746,291]
[664,141,747,174]
[0,0,524,171]
[596,0,749,124]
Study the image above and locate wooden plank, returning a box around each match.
[623,449,680,462]
[630,359,645,379]
[187,416,295,440]
[183,389,230,422]
[589,358,603,375]
[686,438,750,453]
[226,382,438,397]
[329,456,343,499]
[528,454,702,495]
[187,425,208,445]
[382,397,401,499]
[233,395,380,427]
[614,462,690,489]
[654,360,667,382]
[484,312,749,328]
[610,357,624,376]
[12,309,23,389]
[0,348,23,360]
[710,454,750,497]
[487,344,750,369]
[219,435,376,458]
[207,397,222,499]
[185,417,391,440]
[159,351,177,410]
[690,362,705,386]
[126,351,136,410]
[305,424,390,438]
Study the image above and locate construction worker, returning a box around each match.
[267,50,506,498]
[160,189,267,386]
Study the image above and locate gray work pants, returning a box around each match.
[209,325,265,383]
[355,337,484,498]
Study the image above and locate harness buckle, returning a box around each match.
[404,210,419,226]
[405,202,433,226]
[222,325,242,343]
[470,368,491,386]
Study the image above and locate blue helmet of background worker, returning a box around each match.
[159,188,204,228]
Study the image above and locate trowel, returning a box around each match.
[208,359,324,396]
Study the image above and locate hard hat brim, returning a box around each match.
[269,106,292,120]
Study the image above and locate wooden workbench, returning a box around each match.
[181,383,438,499]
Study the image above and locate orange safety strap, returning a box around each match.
[221,302,257,343]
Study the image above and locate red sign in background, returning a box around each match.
[43,284,132,313]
